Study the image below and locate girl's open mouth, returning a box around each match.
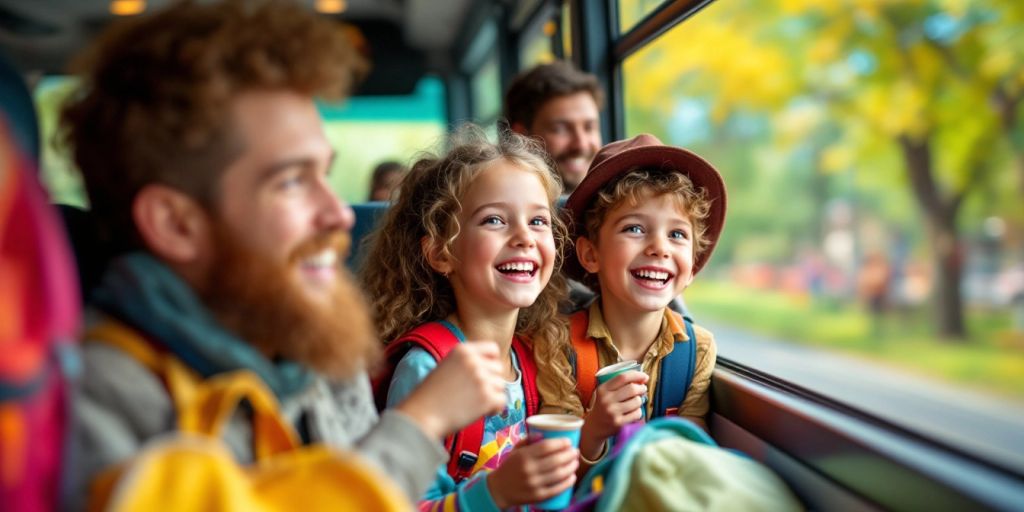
[496,260,538,281]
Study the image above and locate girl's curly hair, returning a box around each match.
[540,168,713,416]
[361,126,569,357]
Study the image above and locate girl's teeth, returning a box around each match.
[498,262,534,272]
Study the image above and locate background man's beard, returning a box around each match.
[555,150,594,190]
[199,224,380,380]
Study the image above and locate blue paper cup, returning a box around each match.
[526,414,584,510]
[595,360,647,420]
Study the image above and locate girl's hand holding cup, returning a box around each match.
[488,415,581,509]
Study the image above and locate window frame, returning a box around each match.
[713,358,1024,510]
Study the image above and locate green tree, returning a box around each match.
[625,0,1024,339]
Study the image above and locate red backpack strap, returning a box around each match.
[372,322,459,409]
[511,336,539,416]
[372,321,482,482]
[569,310,599,409]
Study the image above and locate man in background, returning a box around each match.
[505,61,603,194]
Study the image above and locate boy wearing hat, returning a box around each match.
[535,133,726,465]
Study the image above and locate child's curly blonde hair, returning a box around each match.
[540,168,713,416]
[361,126,569,355]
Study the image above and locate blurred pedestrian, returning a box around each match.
[858,251,891,336]
[367,160,406,202]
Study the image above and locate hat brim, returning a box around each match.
[563,145,726,282]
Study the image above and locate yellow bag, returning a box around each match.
[84,321,410,512]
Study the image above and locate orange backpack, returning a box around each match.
[568,309,697,417]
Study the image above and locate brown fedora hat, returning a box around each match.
[563,133,727,281]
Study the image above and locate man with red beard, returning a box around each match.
[60,0,508,507]
[505,61,603,195]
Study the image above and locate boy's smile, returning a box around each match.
[577,191,696,315]
[629,266,676,290]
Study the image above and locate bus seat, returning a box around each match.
[57,204,111,302]
[348,201,389,271]
[0,52,40,159]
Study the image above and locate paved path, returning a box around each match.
[706,321,1024,475]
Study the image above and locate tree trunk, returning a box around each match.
[898,135,967,340]
[993,86,1024,197]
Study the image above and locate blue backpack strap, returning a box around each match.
[652,314,697,418]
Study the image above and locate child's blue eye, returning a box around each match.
[481,215,505,226]
[670,229,689,240]
[622,225,644,234]
[530,216,550,227]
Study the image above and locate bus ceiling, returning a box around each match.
[0,0,501,96]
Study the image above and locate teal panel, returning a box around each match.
[318,76,446,122]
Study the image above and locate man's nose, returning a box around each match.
[316,177,354,232]
[569,125,587,149]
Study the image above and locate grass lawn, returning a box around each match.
[685,280,1024,401]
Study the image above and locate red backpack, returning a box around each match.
[373,321,540,482]
[0,118,81,512]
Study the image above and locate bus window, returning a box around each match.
[621,0,1024,474]
[471,52,502,129]
[33,75,445,208]
[318,76,446,204]
[35,76,86,208]
[518,9,557,68]
[619,0,670,34]
[560,1,572,59]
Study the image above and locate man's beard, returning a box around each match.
[198,223,380,381]
[554,148,595,192]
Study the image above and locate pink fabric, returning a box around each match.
[0,118,80,512]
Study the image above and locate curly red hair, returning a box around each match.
[61,0,367,253]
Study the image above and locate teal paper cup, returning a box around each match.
[526,414,584,510]
[595,360,647,420]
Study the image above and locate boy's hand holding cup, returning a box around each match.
[595,360,648,421]
[579,360,648,461]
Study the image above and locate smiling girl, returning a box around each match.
[362,127,577,511]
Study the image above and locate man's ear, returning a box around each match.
[575,236,601,274]
[420,236,454,275]
[132,184,210,264]
[510,121,528,135]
